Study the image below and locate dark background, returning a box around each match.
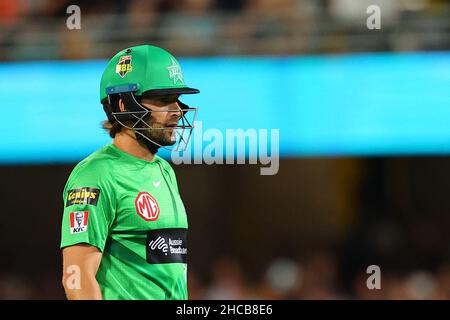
[2,157,450,299]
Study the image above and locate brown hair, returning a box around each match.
[102,120,123,138]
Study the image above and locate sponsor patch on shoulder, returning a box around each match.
[66,187,100,207]
[70,211,89,234]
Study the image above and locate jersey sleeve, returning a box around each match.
[60,163,116,252]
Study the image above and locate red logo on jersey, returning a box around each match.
[135,192,160,221]
[69,211,89,234]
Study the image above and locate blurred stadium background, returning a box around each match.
[1,0,450,299]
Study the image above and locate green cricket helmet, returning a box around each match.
[100,45,199,152]
[100,45,199,102]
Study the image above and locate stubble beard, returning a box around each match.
[140,117,177,146]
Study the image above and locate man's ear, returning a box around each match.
[118,99,126,112]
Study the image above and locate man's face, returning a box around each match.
[139,94,182,146]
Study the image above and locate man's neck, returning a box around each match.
[113,129,155,162]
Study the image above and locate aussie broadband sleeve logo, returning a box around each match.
[66,187,100,207]
[146,228,187,264]
[69,211,89,234]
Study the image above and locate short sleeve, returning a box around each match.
[60,164,116,252]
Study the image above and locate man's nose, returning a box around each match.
[168,102,182,118]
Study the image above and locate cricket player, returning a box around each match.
[60,45,199,300]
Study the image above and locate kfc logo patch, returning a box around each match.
[135,192,160,221]
[70,211,89,234]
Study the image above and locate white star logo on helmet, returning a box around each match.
[166,57,184,85]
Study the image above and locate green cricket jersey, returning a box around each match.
[60,143,188,300]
